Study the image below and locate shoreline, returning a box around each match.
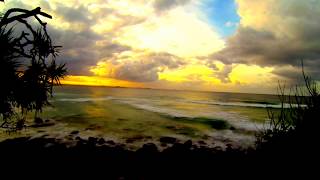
[0,119,256,151]
[0,108,258,151]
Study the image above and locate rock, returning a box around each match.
[165,141,193,154]
[30,119,55,128]
[88,137,98,144]
[66,136,73,141]
[161,143,167,147]
[44,143,55,148]
[106,140,115,145]
[41,134,49,138]
[139,143,158,153]
[226,143,233,151]
[168,143,185,153]
[230,126,236,130]
[183,140,192,149]
[126,135,145,143]
[160,137,177,144]
[70,130,79,135]
[213,146,223,151]
[200,145,208,149]
[198,140,206,145]
[192,145,198,149]
[98,138,105,145]
[34,117,43,124]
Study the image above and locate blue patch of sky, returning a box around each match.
[200,0,240,37]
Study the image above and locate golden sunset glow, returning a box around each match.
[159,65,218,83]
[2,0,318,94]
[116,7,225,57]
[229,65,274,84]
[61,76,143,88]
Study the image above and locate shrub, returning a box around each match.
[256,64,320,151]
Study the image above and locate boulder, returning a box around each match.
[159,137,177,144]
[106,140,116,145]
[70,130,79,135]
[98,138,106,145]
[139,143,158,154]
[34,117,43,124]
[183,140,193,149]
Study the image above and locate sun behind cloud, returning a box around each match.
[2,0,317,93]
[116,7,225,57]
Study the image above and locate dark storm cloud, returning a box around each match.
[59,49,98,75]
[213,27,320,67]
[271,66,302,84]
[45,26,101,75]
[211,0,320,82]
[48,27,101,49]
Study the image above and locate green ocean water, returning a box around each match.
[1,85,283,149]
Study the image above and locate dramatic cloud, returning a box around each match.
[91,52,186,82]
[116,7,224,57]
[55,5,92,24]
[214,65,233,83]
[3,0,318,93]
[212,0,320,82]
[1,0,223,83]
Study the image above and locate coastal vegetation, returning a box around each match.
[0,6,66,130]
[255,65,319,157]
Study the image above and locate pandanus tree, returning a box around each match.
[0,2,67,130]
[0,28,20,121]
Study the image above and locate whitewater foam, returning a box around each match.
[56,97,113,102]
[114,98,265,131]
[53,96,284,131]
[184,100,306,109]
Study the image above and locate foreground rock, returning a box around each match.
[0,136,315,178]
[159,136,177,144]
[30,118,55,128]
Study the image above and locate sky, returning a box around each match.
[1,0,320,94]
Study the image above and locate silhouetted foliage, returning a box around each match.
[256,63,320,152]
[0,6,66,130]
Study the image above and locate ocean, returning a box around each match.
[1,85,284,149]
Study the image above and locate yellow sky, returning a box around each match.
[1,0,286,94]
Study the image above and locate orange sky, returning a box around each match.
[2,0,319,94]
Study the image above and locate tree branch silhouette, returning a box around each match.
[0,6,66,131]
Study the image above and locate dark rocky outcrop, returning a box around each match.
[0,136,315,179]
[159,136,177,144]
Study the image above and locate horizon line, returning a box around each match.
[59,83,278,96]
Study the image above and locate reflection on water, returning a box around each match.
[2,85,281,149]
[53,85,279,124]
